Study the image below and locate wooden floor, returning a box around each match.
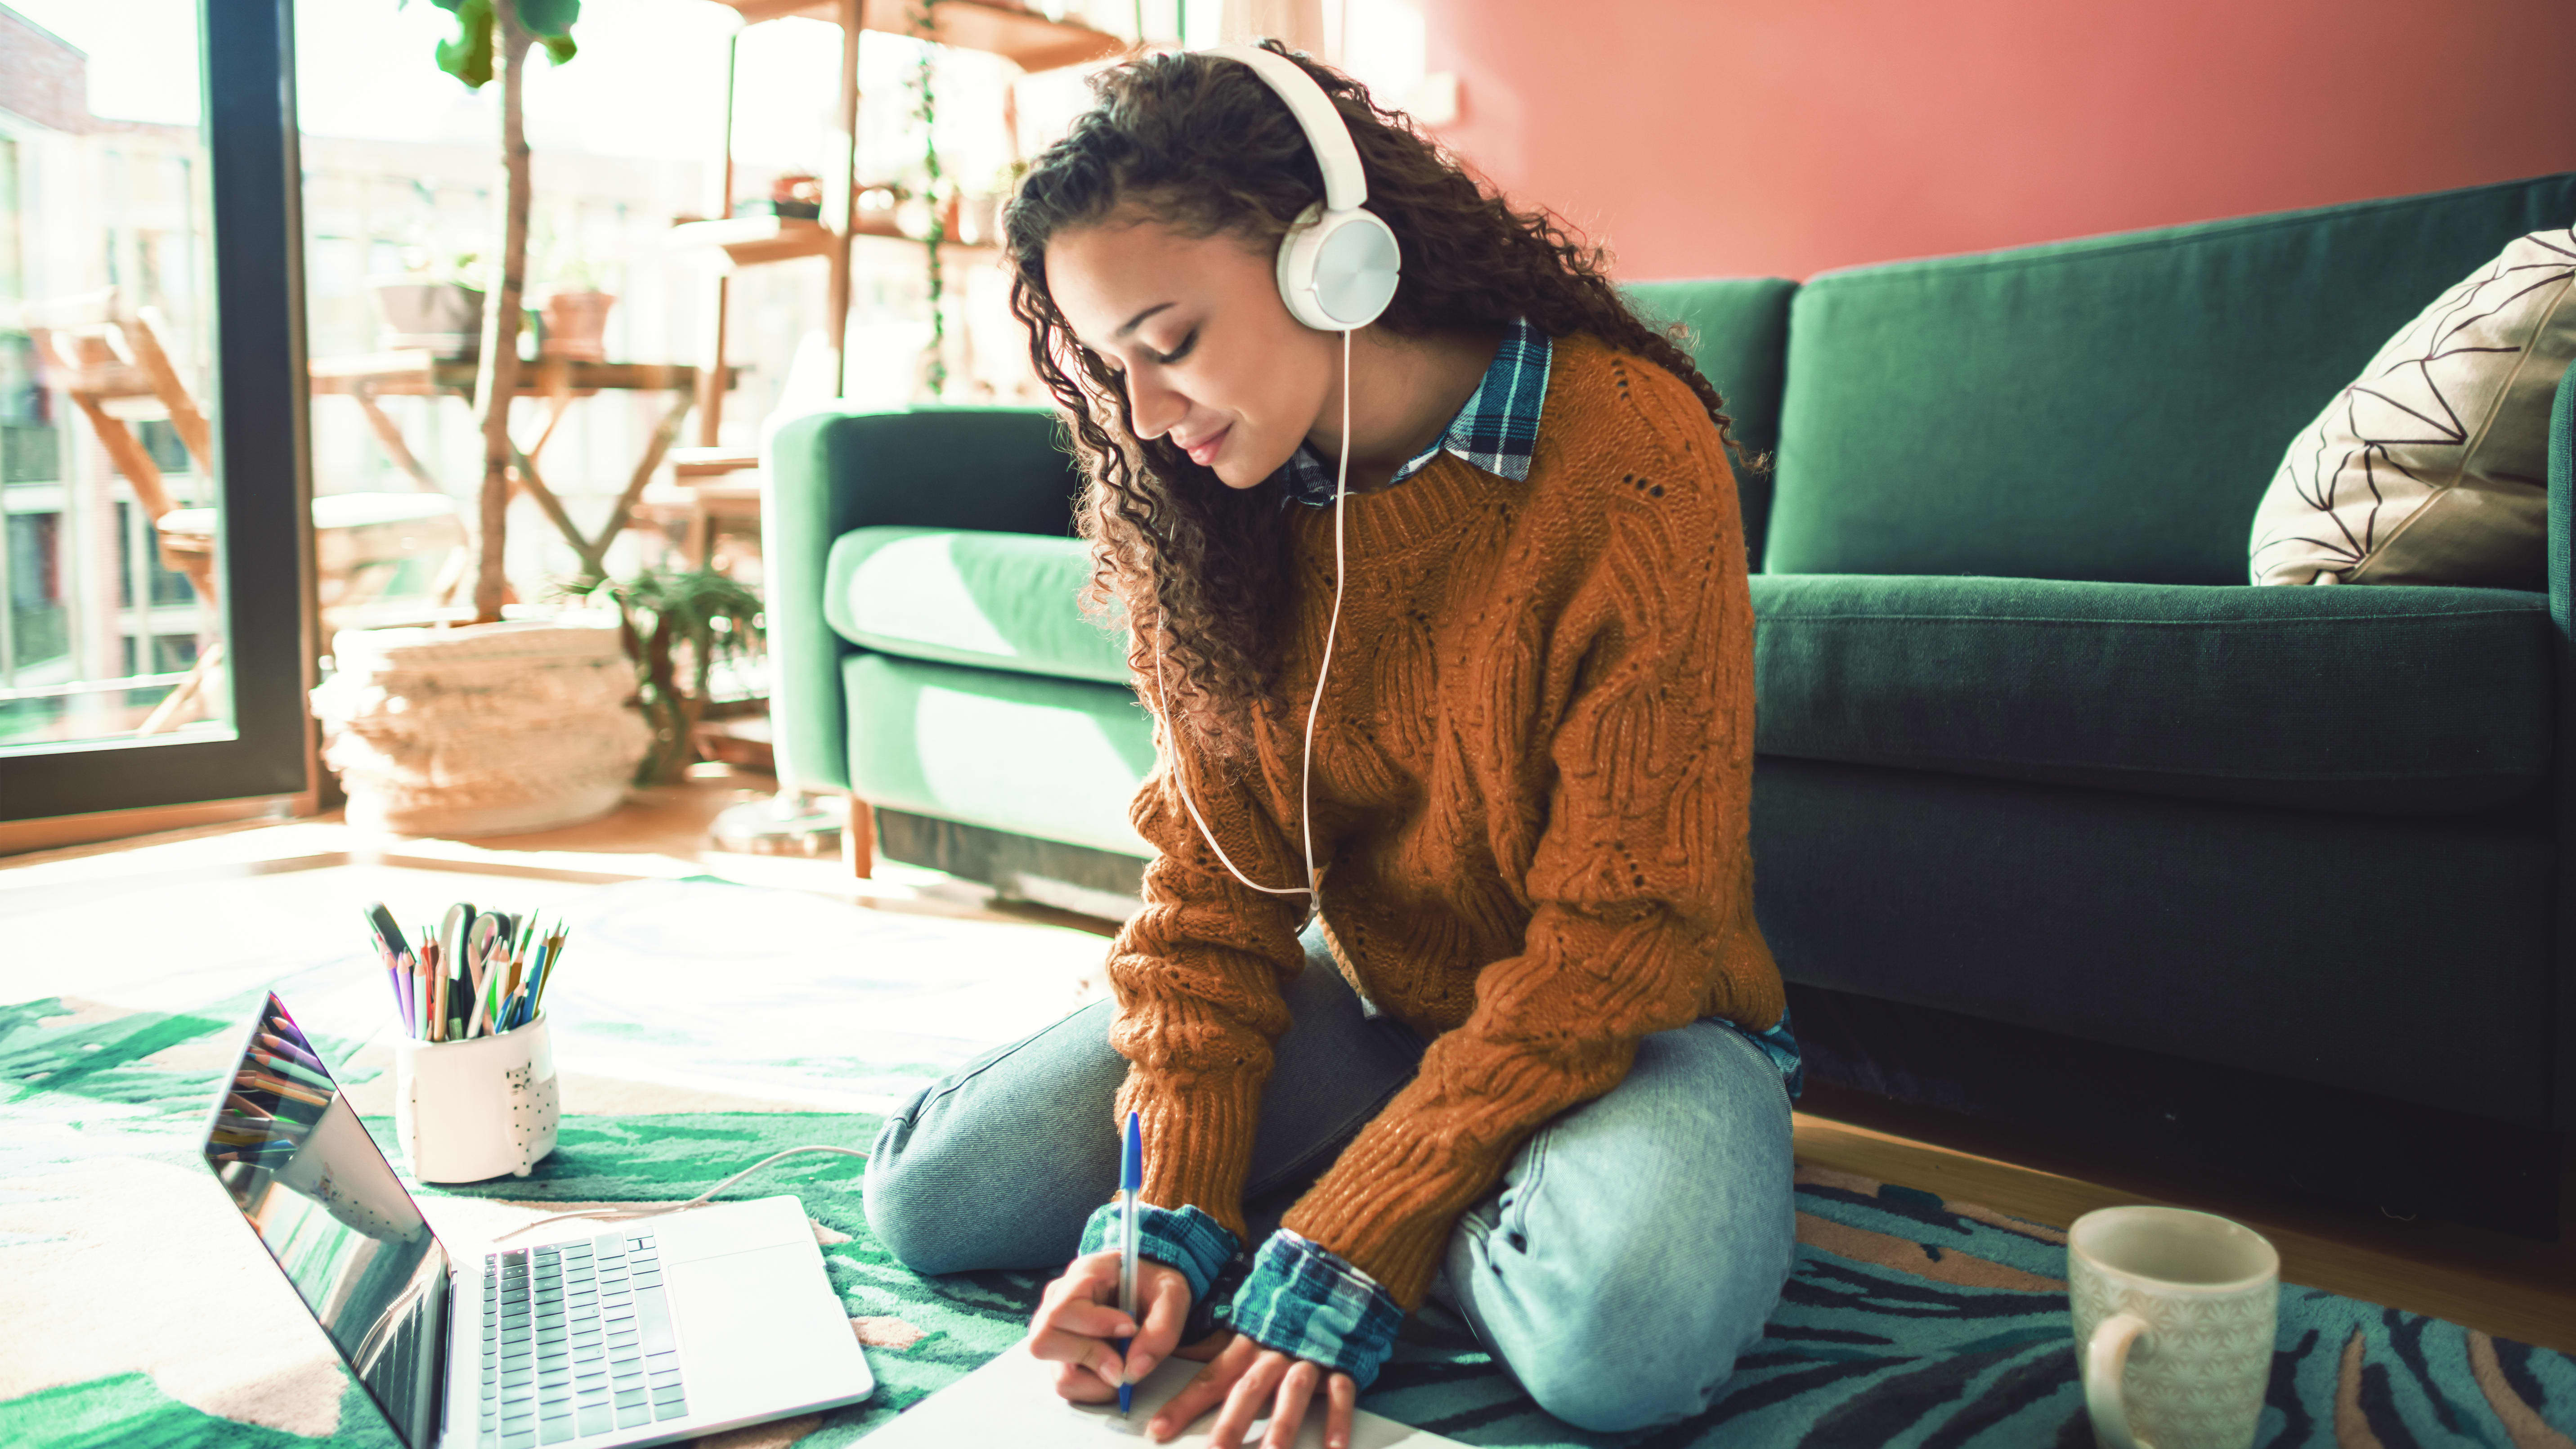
[9,769,2572,1353]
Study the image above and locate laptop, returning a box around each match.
[199,992,874,1449]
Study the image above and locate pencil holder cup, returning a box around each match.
[391,1014,560,1183]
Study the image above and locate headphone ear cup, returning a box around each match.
[1277,202,1401,331]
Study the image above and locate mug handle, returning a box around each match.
[2085,1312,2156,1449]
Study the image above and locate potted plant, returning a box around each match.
[731,171,824,221]
[556,565,764,785]
[310,0,643,845]
[368,248,486,357]
[534,244,618,362]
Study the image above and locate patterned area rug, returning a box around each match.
[3,877,2572,1447]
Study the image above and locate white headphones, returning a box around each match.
[1148,43,1400,906]
[1203,43,1403,332]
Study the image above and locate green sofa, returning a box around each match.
[770,171,2576,1232]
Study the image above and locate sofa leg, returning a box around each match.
[844,795,875,879]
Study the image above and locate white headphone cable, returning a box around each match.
[1150,324,1354,902]
[483,337,1356,1251]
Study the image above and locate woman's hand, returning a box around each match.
[1147,1331,1359,1449]
[1027,1250,1196,1402]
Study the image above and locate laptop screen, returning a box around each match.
[201,993,447,1449]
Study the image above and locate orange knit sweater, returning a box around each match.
[1104,331,1783,1312]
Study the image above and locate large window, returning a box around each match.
[0,0,314,821]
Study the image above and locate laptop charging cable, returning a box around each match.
[488,1146,873,1244]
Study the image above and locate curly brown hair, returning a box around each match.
[1003,39,1753,764]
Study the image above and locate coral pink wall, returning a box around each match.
[1414,0,2576,282]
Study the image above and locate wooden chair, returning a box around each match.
[20,290,220,595]
[22,288,466,732]
[632,445,763,571]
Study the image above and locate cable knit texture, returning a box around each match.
[1105,331,1781,1311]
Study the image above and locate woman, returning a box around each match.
[862,40,1799,1449]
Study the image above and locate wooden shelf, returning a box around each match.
[669,445,762,478]
[668,215,838,266]
[706,0,1128,72]
[668,213,1002,269]
[685,0,1058,423]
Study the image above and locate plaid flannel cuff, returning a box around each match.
[1225,1229,1404,1392]
[1077,1201,1241,1305]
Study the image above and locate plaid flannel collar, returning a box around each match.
[1275,314,1553,509]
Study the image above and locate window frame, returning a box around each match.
[0,0,317,824]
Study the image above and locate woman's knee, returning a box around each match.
[862,1005,1128,1274]
[863,1086,971,1274]
[1511,1329,1765,1431]
[1459,1024,1798,1430]
[1495,1241,1785,1431]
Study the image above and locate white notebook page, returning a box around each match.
[855,1341,1466,1448]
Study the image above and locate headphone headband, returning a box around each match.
[1201,43,1368,213]
[1196,42,1401,332]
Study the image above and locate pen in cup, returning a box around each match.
[364,899,571,1041]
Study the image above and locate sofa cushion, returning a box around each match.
[2247,226,2576,588]
[1764,171,2576,584]
[825,525,1131,685]
[1751,574,2551,813]
[843,651,1156,857]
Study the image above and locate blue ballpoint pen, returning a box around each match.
[1116,1110,1142,1415]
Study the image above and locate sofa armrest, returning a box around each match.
[2550,361,2576,1129]
[765,405,1083,793]
[1618,278,1796,571]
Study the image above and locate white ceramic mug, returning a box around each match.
[391,1014,560,1184]
[2071,1206,2279,1449]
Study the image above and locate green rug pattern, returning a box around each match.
[5,874,2575,1447]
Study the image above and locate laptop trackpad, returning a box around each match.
[654,1196,813,1263]
[670,1244,869,1418]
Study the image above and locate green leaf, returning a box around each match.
[516,0,582,37]
[433,0,496,87]
[425,0,577,85]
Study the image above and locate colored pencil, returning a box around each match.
[256,1029,324,1072]
[237,1069,329,1108]
[249,1047,333,1092]
[527,932,564,1022]
[466,945,490,1037]
[499,928,519,1029]
[451,936,469,1041]
[435,939,451,1042]
[371,902,571,1041]
[382,951,410,1036]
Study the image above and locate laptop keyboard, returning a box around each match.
[480,1231,688,1445]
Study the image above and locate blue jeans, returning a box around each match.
[864,917,1797,1433]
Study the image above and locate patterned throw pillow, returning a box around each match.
[2248,228,2576,588]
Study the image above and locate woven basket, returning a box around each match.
[313,621,652,838]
